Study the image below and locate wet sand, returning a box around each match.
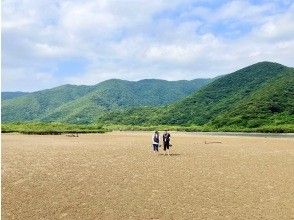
[2,132,294,219]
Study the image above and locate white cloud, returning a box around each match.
[257,10,294,41]
[216,0,274,21]
[2,0,294,91]
[2,67,56,92]
[144,34,220,63]
[34,43,71,58]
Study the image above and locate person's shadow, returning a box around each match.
[158,153,181,156]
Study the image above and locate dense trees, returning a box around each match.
[2,62,293,132]
[2,79,211,123]
[98,62,294,132]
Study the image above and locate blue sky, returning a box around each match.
[2,0,294,91]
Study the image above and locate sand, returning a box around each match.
[2,132,294,219]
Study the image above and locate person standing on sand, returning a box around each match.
[152,131,160,153]
[163,130,171,155]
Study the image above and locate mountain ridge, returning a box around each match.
[2,78,212,123]
[2,61,293,131]
[98,61,294,130]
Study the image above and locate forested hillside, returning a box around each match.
[1,92,29,100]
[98,62,294,131]
[2,78,211,123]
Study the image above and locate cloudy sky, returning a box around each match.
[2,0,294,91]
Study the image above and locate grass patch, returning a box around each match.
[2,122,293,135]
[2,122,107,135]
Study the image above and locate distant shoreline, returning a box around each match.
[2,131,294,138]
[110,131,294,138]
[174,131,294,138]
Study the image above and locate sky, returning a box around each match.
[2,0,294,92]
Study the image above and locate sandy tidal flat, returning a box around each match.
[2,132,294,219]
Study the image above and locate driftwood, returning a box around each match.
[66,133,79,137]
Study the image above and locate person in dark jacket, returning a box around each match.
[152,131,160,153]
[162,130,171,155]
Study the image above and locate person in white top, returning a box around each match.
[152,131,160,153]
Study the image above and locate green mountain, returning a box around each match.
[1,78,211,123]
[1,92,29,100]
[2,85,95,122]
[99,62,294,130]
[211,69,293,128]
